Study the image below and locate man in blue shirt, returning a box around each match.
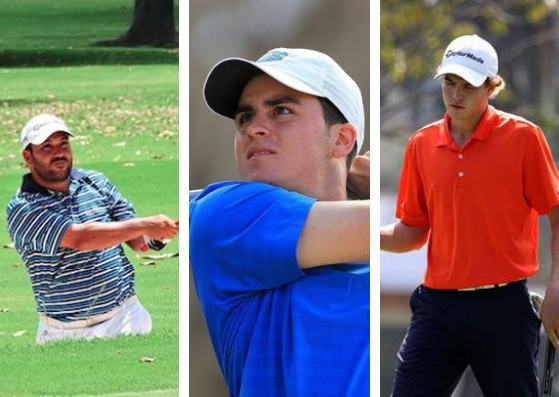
[7,113,179,343]
[190,48,370,397]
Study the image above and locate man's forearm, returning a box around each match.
[380,222,429,253]
[60,219,147,251]
[541,208,559,349]
[59,215,178,251]
[297,200,370,269]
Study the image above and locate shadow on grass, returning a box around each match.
[0,98,74,106]
[0,47,178,67]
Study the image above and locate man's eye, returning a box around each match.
[274,107,291,115]
[237,113,253,125]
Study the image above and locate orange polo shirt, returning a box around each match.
[396,105,559,289]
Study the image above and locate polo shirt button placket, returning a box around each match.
[457,152,465,178]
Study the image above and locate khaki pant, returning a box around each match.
[36,295,152,344]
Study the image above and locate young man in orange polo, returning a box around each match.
[381,34,559,396]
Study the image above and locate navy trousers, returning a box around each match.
[391,280,541,397]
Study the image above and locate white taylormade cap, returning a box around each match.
[21,113,74,149]
[434,34,498,87]
[203,48,365,153]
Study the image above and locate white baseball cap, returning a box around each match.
[21,113,74,149]
[434,34,498,87]
[203,48,365,153]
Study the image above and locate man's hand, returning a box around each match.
[143,215,179,241]
[141,219,180,251]
[347,151,370,200]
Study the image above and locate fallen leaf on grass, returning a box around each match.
[139,357,155,363]
[13,262,23,268]
[13,330,26,337]
[141,261,156,266]
[3,242,14,249]
[0,308,9,313]
[141,252,179,260]
[157,130,174,138]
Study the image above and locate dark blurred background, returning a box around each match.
[189,1,370,395]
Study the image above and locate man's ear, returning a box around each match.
[332,123,357,159]
[22,149,32,167]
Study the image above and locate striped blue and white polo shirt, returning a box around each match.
[6,168,137,322]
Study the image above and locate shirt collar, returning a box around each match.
[436,105,498,148]
[20,173,51,195]
[20,168,86,196]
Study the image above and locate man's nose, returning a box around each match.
[452,86,464,100]
[245,114,270,137]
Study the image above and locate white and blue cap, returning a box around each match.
[434,34,499,87]
[203,48,365,153]
[21,113,74,149]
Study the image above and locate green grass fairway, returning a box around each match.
[0,1,179,396]
[0,0,179,67]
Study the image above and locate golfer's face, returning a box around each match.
[441,74,490,122]
[234,74,333,192]
[25,131,73,184]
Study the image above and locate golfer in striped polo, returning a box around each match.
[6,113,179,343]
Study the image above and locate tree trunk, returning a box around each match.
[94,0,178,48]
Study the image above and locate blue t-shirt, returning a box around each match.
[189,181,370,397]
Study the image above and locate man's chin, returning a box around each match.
[47,169,71,182]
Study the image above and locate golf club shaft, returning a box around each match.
[190,189,202,202]
[529,292,555,396]
[543,338,556,397]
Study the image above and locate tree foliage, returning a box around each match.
[381,0,559,141]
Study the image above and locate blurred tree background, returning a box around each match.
[380,1,559,395]
[189,1,369,396]
[381,0,559,191]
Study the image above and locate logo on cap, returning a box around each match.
[257,51,288,63]
[445,50,485,65]
[26,120,65,133]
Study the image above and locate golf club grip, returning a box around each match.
[543,338,556,396]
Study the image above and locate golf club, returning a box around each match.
[530,292,556,397]
[190,189,202,202]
